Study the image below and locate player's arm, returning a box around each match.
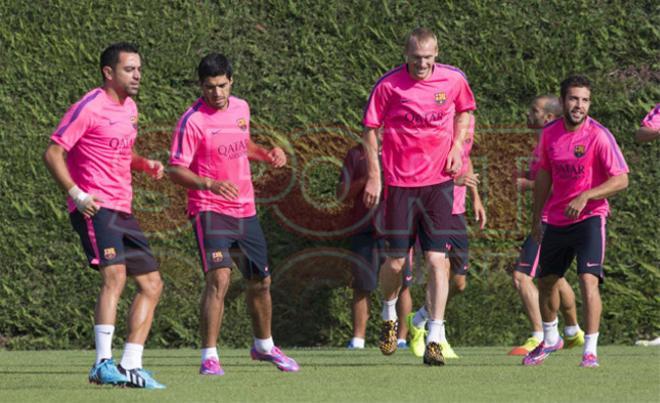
[168,165,239,200]
[635,126,660,143]
[362,127,381,208]
[531,168,552,242]
[336,175,367,201]
[131,152,164,179]
[247,140,286,168]
[465,159,486,229]
[446,111,471,175]
[564,173,628,219]
[43,141,101,217]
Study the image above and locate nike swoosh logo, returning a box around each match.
[108,120,119,126]
[210,129,221,135]
[405,276,413,281]
[99,331,112,335]
[400,99,410,103]
[586,262,600,267]
[518,263,531,267]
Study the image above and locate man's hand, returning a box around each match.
[516,177,534,192]
[68,185,103,218]
[473,198,487,230]
[363,176,381,208]
[207,179,240,200]
[456,172,480,188]
[564,193,589,220]
[446,145,463,175]
[267,147,287,168]
[146,160,165,179]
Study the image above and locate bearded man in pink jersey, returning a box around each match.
[509,95,584,356]
[362,27,476,366]
[523,75,629,368]
[44,43,166,389]
[168,53,298,375]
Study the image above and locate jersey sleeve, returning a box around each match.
[453,74,476,113]
[50,98,94,151]
[641,104,660,130]
[169,116,201,168]
[595,128,629,177]
[362,80,390,128]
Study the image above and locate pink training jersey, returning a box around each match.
[169,96,256,218]
[50,88,139,214]
[641,103,660,130]
[363,63,476,187]
[452,114,476,215]
[539,117,628,226]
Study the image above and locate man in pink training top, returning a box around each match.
[524,75,629,368]
[635,103,659,143]
[406,115,487,359]
[509,95,584,356]
[168,53,298,375]
[362,27,476,366]
[43,43,166,389]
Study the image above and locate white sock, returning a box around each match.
[413,306,428,329]
[350,337,365,348]
[397,338,407,345]
[584,333,599,356]
[427,320,445,344]
[254,337,274,354]
[532,331,544,341]
[381,298,398,321]
[543,318,559,346]
[120,343,143,370]
[564,325,580,337]
[94,324,114,364]
[201,347,219,362]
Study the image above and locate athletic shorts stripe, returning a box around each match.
[85,218,101,265]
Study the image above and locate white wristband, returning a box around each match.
[68,185,91,210]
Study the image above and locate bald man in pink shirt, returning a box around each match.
[524,75,629,368]
[44,43,166,389]
[362,27,476,366]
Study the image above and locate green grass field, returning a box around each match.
[1,346,658,402]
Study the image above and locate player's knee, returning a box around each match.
[386,257,406,273]
[247,276,271,294]
[453,277,467,293]
[141,273,164,299]
[512,271,526,291]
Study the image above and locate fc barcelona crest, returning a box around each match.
[574,145,585,158]
[104,247,117,260]
[435,92,446,105]
[237,118,247,131]
[211,251,224,263]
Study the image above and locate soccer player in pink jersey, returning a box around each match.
[635,103,660,143]
[168,53,298,375]
[509,95,584,356]
[523,75,629,368]
[406,115,486,359]
[43,43,166,389]
[362,27,476,365]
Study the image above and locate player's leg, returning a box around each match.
[423,250,451,365]
[378,256,407,355]
[557,277,584,348]
[396,285,412,348]
[238,216,298,372]
[192,211,236,376]
[523,224,573,366]
[70,208,130,385]
[576,216,606,368]
[348,232,380,349]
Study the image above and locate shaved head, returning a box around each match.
[404,27,438,52]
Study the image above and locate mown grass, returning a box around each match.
[1,346,658,402]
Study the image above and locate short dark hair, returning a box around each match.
[198,53,233,83]
[560,75,591,99]
[100,42,140,79]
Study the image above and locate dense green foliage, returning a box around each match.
[0,0,658,349]
[1,347,659,402]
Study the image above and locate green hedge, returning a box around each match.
[0,0,658,349]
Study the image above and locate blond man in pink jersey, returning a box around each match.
[524,75,629,368]
[43,43,166,389]
[509,95,584,356]
[168,53,298,375]
[362,27,476,365]
[635,103,660,143]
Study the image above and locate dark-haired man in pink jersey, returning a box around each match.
[168,53,298,376]
[523,75,629,368]
[362,27,476,365]
[44,43,166,389]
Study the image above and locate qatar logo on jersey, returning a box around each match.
[237,118,247,131]
[574,145,585,158]
[435,92,446,105]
